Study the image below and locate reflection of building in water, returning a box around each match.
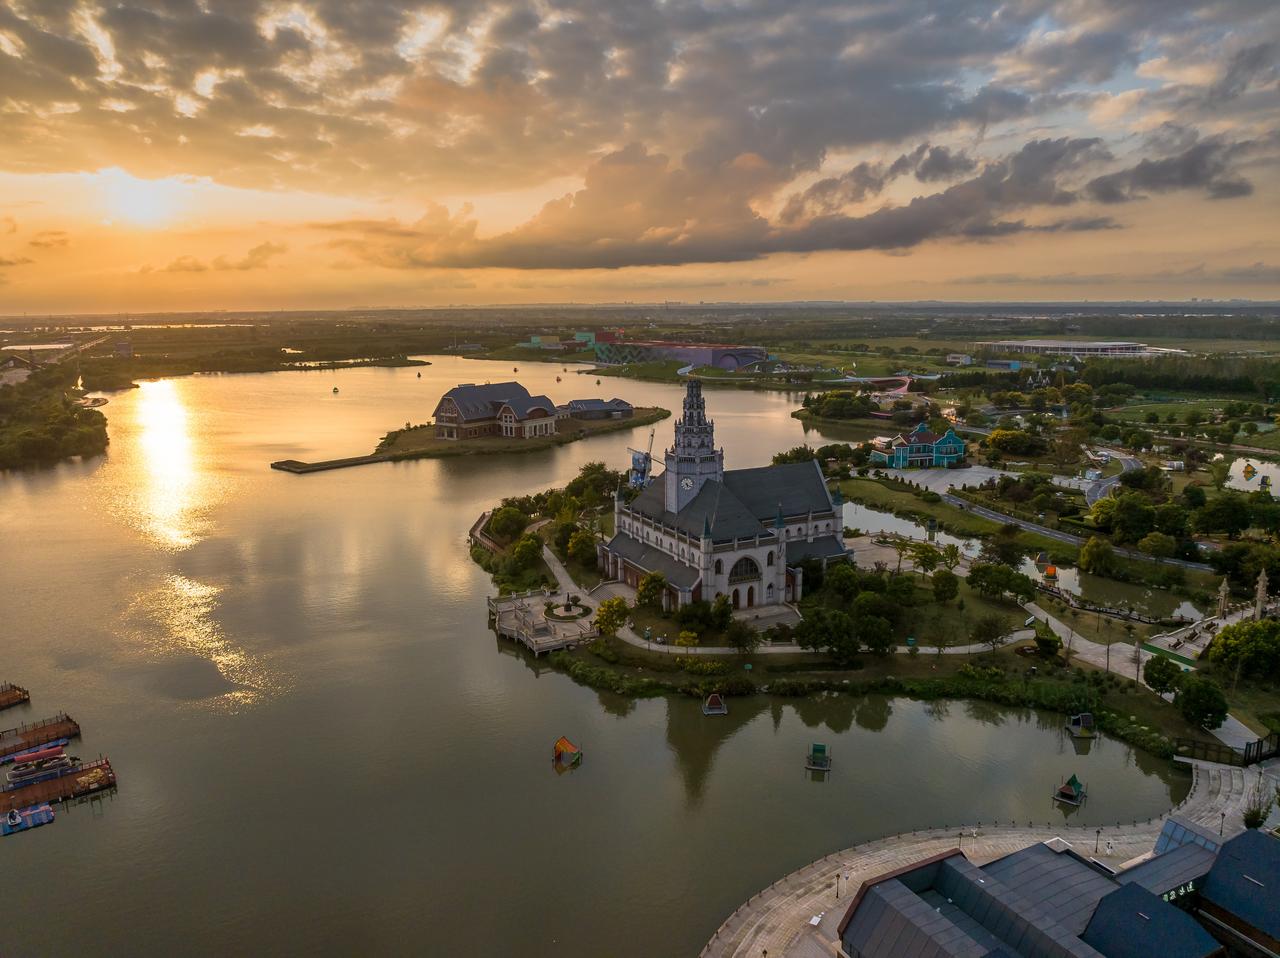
[663,695,769,803]
[838,816,1278,958]
[1228,457,1278,493]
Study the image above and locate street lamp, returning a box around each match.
[1095,828,1101,854]
[1220,811,1226,836]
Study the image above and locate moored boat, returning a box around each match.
[1,803,55,837]
[7,754,78,785]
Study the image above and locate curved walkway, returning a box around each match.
[702,759,1276,958]
[541,544,1033,658]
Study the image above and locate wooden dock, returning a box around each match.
[270,454,389,474]
[1,758,117,811]
[0,683,30,712]
[0,714,81,758]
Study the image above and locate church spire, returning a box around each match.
[663,378,725,513]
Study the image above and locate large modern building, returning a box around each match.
[593,339,768,370]
[870,422,967,468]
[975,340,1186,359]
[432,382,558,439]
[598,379,847,611]
[838,820,1280,958]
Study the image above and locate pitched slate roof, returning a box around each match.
[784,534,848,564]
[604,532,702,589]
[1081,883,1221,958]
[629,479,767,542]
[981,842,1120,935]
[1117,842,1216,897]
[721,459,833,520]
[1200,828,1280,942]
[437,382,555,422]
[567,398,632,412]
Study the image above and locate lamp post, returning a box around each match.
[1220,811,1226,836]
[1095,828,1101,854]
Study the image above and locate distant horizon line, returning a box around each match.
[3,297,1280,322]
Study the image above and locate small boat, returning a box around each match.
[556,376,562,382]
[1065,712,1095,739]
[552,736,583,772]
[513,367,519,373]
[702,693,728,716]
[1054,773,1087,806]
[596,379,601,385]
[806,743,832,772]
[332,386,339,394]
[1,739,69,765]
[416,372,421,378]
[1,803,55,837]
[7,755,77,784]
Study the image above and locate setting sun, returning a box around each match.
[97,168,192,228]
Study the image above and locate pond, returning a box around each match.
[0,357,1190,957]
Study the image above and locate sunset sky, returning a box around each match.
[0,0,1277,312]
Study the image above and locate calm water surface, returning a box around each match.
[0,357,1188,956]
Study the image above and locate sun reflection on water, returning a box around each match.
[127,574,287,712]
[116,379,223,550]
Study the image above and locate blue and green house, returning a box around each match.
[870,422,967,468]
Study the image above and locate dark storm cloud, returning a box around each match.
[0,0,1275,273]
[1086,138,1255,203]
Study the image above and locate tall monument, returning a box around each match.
[663,379,724,513]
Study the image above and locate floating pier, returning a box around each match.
[1,758,116,812]
[0,714,81,759]
[2,803,55,837]
[0,683,30,712]
[270,454,389,474]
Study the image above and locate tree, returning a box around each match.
[1143,654,1182,695]
[978,525,1025,567]
[1208,460,1231,491]
[1175,675,1229,730]
[940,544,962,572]
[825,562,859,599]
[910,542,940,578]
[966,563,1034,602]
[488,505,529,543]
[509,533,543,570]
[932,568,959,604]
[971,614,1006,655]
[711,593,733,630]
[1194,494,1252,539]
[567,529,598,566]
[636,572,667,609]
[1182,484,1207,508]
[891,536,911,574]
[1138,531,1177,561]
[725,619,761,655]
[593,597,629,638]
[1079,537,1119,576]
[1112,493,1156,544]
[1032,623,1061,659]
[1206,619,1280,681]
[855,615,894,656]
[795,608,858,665]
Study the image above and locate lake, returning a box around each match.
[0,356,1190,956]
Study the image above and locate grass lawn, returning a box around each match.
[899,580,1028,648]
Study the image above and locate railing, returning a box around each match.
[1176,731,1280,767]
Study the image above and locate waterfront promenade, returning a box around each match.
[702,757,1278,958]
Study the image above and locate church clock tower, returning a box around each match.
[664,379,724,512]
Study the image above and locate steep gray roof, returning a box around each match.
[1201,828,1280,942]
[1081,884,1221,958]
[604,532,702,589]
[784,535,848,564]
[436,382,555,422]
[722,459,834,520]
[981,843,1118,936]
[567,398,632,411]
[1117,842,1216,897]
[629,479,767,542]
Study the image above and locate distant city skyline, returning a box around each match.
[1,1,1277,311]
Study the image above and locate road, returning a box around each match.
[1084,450,1142,505]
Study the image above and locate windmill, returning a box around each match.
[628,427,656,488]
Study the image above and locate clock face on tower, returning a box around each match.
[681,477,694,490]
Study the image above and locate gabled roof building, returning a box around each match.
[838,819,1280,958]
[599,379,847,611]
[432,381,558,440]
[870,422,967,469]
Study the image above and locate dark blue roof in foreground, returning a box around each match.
[1081,883,1221,958]
[1201,829,1280,941]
